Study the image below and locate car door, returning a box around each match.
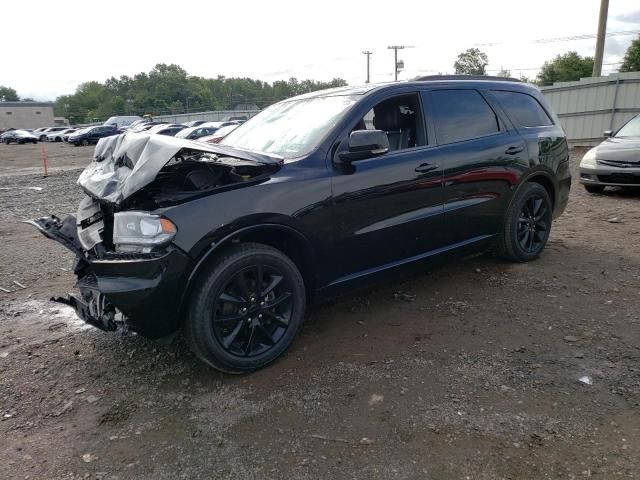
[421,88,527,246]
[328,91,445,284]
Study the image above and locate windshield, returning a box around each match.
[220,95,360,158]
[615,116,640,138]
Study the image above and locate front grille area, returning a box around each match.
[598,174,640,185]
[598,159,640,168]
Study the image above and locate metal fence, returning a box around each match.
[540,72,640,147]
[153,109,260,124]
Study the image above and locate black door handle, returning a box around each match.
[415,162,439,173]
[505,146,524,155]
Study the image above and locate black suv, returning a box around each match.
[31,77,570,373]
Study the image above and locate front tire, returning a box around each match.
[496,182,552,262]
[584,184,605,194]
[81,139,89,146]
[184,243,306,373]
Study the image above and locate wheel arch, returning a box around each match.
[178,224,317,317]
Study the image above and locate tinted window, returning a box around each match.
[431,90,499,144]
[492,90,553,127]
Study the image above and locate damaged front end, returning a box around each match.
[28,133,282,337]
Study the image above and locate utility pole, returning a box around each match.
[592,0,609,77]
[387,46,413,81]
[362,50,372,83]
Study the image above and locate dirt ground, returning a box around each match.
[1,143,639,480]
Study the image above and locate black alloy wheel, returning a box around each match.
[516,195,550,254]
[213,264,293,357]
[185,243,306,373]
[496,182,552,262]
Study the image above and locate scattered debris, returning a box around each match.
[82,453,96,463]
[310,434,352,444]
[75,387,86,394]
[0,351,9,358]
[607,217,622,223]
[0,287,10,293]
[564,335,578,343]
[368,393,384,406]
[86,395,100,404]
[359,437,374,445]
[578,376,593,385]
[393,292,416,302]
[12,280,26,289]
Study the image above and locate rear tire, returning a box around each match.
[496,182,553,262]
[184,243,306,373]
[584,184,605,194]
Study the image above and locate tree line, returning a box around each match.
[1,35,639,122]
[453,34,640,85]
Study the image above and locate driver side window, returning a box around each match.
[352,93,426,152]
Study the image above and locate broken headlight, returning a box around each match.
[113,212,177,253]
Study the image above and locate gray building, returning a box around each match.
[540,72,640,146]
[0,101,56,130]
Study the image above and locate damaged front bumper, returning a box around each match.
[27,215,194,338]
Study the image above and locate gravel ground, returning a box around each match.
[1,146,639,479]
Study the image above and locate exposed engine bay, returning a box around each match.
[26,132,283,335]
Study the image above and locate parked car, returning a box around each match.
[1,129,38,144]
[198,124,239,144]
[175,125,218,140]
[31,127,49,138]
[103,116,143,130]
[146,124,186,136]
[68,125,119,146]
[63,128,84,142]
[38,126,69,141]
[579,114,640,193]
[29,77,570,373]
[47,128,77,142]
[182,120,208,127]
[129,121,167,133]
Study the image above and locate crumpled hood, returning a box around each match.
[77,132,282,204]
[595,137,640,163]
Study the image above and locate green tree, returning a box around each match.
[537,51,593,85]
[496,68,512,78]
[620,35,640,72]
[454,48,489,75]
[53,63,348,122]
[0,86,20,101]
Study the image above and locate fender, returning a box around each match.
[508,166,558,210]
[176,223,316,316]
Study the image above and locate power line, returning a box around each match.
[475,28,640,47]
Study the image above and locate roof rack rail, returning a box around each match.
[415,75,521,82]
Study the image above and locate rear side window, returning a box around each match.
[431,90,500,144]
[492,90,553,127]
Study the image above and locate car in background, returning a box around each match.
[47,128,77,142]
[63,128,84,142]
[1,129,38,144]
[31,127,49,138]
[174,125,218,140]
[182,120,208,127]
[103,116,143,130]
[198,124,240,144]
[37,126,69,141]
[129,121,167,133]
[146,124,186,136]
[68,125,119,146]
[580,114,640,193]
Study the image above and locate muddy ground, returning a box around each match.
[0,143,639,479]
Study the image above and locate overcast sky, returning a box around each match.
[1,0,639,100]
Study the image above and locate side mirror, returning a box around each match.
[603,130,613,137]
[339,130,389,162]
